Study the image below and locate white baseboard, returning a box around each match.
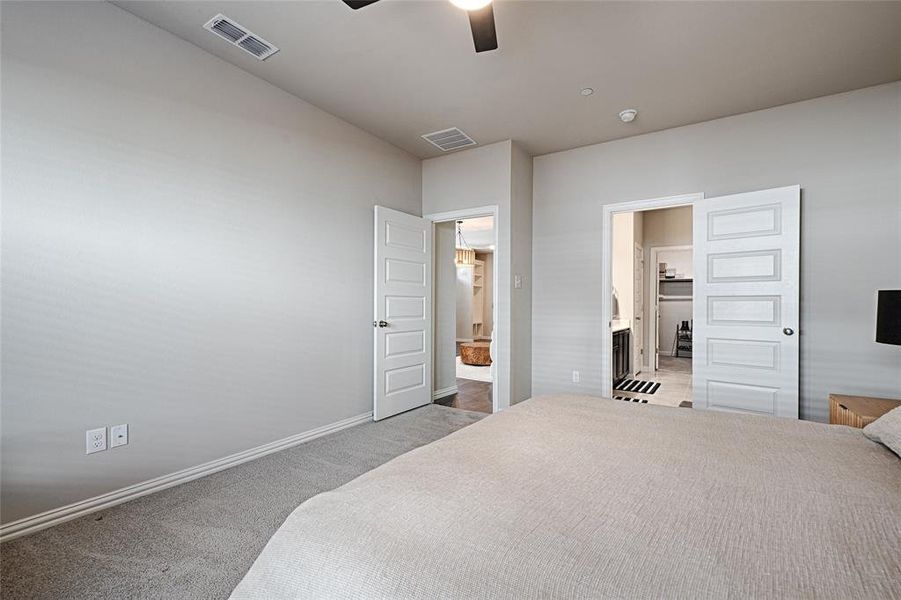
[0,411,372,543]
[432,385,458,400]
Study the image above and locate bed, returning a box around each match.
[231,395,901,599]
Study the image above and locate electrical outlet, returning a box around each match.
[572,370,581,383]
[86,427,107,454]
[514,274,523,289]
[110,424,128,448]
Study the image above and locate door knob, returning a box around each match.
[783,327,794,336]
[373,320,389,328]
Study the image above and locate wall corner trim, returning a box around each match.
[0,411,373,543]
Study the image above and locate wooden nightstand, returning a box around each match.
[829,394,901,428]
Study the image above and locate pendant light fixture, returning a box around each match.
[455,220,476,266]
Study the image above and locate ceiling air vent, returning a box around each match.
[203,14,279,61]
[421,128,477,152]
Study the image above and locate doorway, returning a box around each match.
[609,206,695,407]
[601,186,801,418]
[372,204,503,421]
[427,208,499,414]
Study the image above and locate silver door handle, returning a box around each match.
[783,327,794,336]
[373,320,388,328]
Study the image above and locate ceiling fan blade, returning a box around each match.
[341,0,381,9]
[468,4,498,53]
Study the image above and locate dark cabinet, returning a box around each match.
[612,329,631,385]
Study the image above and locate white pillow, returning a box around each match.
[863,406,901,457]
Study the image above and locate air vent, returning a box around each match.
[421,128,477,152]
[203,14,279,61]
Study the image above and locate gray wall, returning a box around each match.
[423,140,534,407]
[532,82,901,421]
[423,142,512,408]
[511,142,533,404]
[0,2,421,524]
[433,222,457,394]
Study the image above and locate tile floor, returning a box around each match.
[616,356,692,407]
[433,341,493,413]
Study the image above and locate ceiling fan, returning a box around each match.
[341,0,498,53]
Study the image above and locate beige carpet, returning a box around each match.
[0,405,485,600]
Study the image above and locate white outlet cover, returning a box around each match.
[86,427,107,454]
[572,370,581,383]
[110,424,128,448]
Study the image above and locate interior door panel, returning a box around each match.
[692,186,800,418]
[374,206,432,420]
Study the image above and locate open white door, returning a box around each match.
[633,243,644,375]
[693,185,800,418]
[373,206,432,421]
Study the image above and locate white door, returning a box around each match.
[693,185,800,417]
[633,243,644,375]
[373,206,432,421]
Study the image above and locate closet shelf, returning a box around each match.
[660,295,692,301]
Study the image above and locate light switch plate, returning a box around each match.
[110,424,128,448]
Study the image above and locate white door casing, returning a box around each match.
[600,193,703,400]
[373,206,432,421]
[425,205,503,413]
[633,243,644,376]
[692,185,800,418]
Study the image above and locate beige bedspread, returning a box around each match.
[231,395,901,599]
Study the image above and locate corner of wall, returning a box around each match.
[510,141,533,403]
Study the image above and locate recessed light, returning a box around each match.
[619,109,638,123]
[580,88,594,96]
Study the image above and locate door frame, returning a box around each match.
[632,242,644,377]
[647,244,693,372]
[424,205,501,413]
[601,193,703,400]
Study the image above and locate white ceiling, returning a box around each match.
[458,216,494,251]
[115,0,901,159]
